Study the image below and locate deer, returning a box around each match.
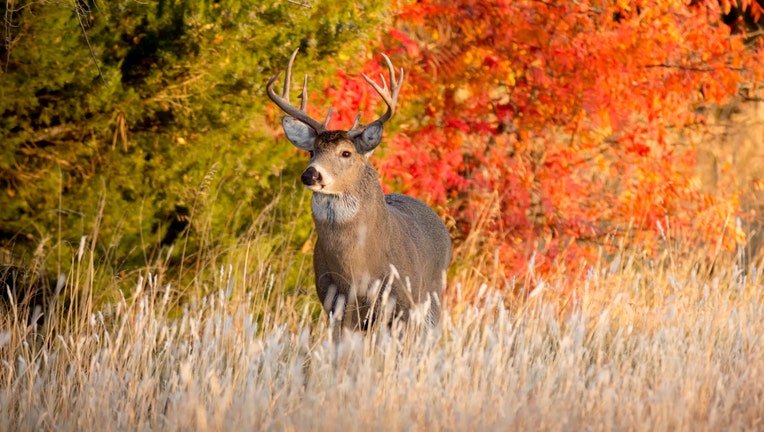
[266,49,451,336]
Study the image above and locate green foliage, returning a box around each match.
[0,0,391,295]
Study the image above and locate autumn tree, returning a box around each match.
[343,0,764,285]
[3,0,762,304]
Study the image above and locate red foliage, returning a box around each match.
[327,0,763,283]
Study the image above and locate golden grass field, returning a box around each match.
[2,233,764,431]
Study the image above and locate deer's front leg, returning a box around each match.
[317,277,346,340]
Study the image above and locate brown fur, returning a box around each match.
[307,133,451,332]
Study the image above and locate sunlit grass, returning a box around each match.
[2,228,763,431]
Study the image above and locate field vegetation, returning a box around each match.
[3,0,764,430]
[2,217,764,431]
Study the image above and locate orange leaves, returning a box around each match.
[715,0,764,21]
[752,1,764,22]
[720,0,736,14]
[329,0,760,282]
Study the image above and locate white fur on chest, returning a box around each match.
[311,193,360,223]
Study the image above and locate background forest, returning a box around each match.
[3,1,764,430]
[2,0,764,303]
[2,0,391,303]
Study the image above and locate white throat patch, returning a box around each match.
[311,193,360,223]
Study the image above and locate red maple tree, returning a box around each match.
[324,0,764,287]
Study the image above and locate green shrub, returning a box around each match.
[0,0,390,299]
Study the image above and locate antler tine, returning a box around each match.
[350,112,362,130]
[323,106,333,129]
[282,48,299,101]
[381,54,394,87]
[266,48,327,132]
[361,53,404,125]
[383,54,405,111]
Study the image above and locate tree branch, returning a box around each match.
[286,0,312,8]
[72,0,106,85]
[643,63,746,72]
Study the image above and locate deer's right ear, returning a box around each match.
[282,117,316,151]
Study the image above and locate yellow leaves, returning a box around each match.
[301,238,313,254]
[488,84,511,104]
[453,85,471,104]
[619,187,637,207]
[732,223,747,246]
[688,175,702,191]
[506,70,517,87]
[596,109,613,136]
[615,0,633,15]
[594,153,607,171]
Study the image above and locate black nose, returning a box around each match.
[301,166,321,186]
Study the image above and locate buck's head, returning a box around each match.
[266,49,402,196]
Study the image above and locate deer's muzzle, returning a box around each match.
[301,166,322,186]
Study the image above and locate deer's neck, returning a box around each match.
[310,166,387,228]
[311,193,361,224]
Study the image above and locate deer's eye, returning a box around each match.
[308,151,314,158]
[341,151,352,158]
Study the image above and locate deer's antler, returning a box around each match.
[361,54,404,126]
[266,48,332,132]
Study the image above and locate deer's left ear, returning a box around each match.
[352,121,383,155]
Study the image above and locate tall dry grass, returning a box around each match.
[2,224,763,431]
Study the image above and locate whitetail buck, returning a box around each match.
[266,49,451,333]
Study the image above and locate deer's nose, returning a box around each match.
[301,166,322,186]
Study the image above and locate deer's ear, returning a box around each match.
[353,121,383,155]
[282,117,316,151]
